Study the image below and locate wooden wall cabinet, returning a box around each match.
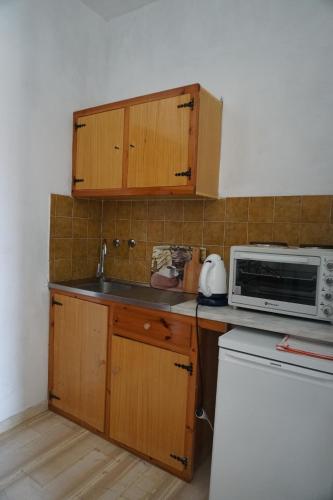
[72,84,222,198]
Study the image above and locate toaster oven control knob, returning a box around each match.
[323,305,333,316]
[324,292,333,301]
[326,262,333,271]
[325,277,333,286]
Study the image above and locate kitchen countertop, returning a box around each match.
[171,300,333,344]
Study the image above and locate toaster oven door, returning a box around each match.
[231,252,320,316]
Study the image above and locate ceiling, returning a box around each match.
[79,0,159,21]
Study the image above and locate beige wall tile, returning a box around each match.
[50,194,56,216]
[111,244,130,259]
[129,242,146,261]
[54,259,72,281]
[102,220,116,238]
[300,223,333,246]
[147,221,164,242]
[73,219,88,238]
[73,199,89,218]
[50,217,56,237]
[248,223,273,244]
[225,198,249,221]
[204,199,225,221]
[49,238,55,261]
[88,219,101,238]
[132,201,148,220]
[54,238,73,260]
[103,201,117,221]
[331,198,333,224]
[131,220,147,241]
[183,222,203,245]
[54,217,72,238]
[274,196,301,222]
[72,239,88,260]
[56,195,73,217]
[116,220,131,240]
[117,201,132,219]
[249,197,274,222]
[301,196,331,222]
[87,239,100,260]
[203,222,224,245]
[72,258,87,279]
[86,258,97,277]
[89,200,102,220]
[164,221,183,244]
[225,222,248,246]
[148,201,165,220]
[131,260,150,283]
[183,200,204,221]
[164,200,184,221]
[205,245,223,257]
[272,223,300,246]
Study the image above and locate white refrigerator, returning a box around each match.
[209,327,333,500]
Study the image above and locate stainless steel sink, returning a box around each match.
[50,278,195,311]
[80,280,132,294]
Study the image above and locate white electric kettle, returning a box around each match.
[197,254,228,306]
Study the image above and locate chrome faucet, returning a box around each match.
[97,239,107,280]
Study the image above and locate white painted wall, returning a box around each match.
[0,0,109,423]
[105,0,333,196]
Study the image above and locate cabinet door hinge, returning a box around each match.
[170,453,188,468]
[174,362,193,375]
[175,168,191,179]
[49,391,61,401]
[177,98,194,110]
[52,298,63,306]
[73,177,85,184]
[75,123,86,129]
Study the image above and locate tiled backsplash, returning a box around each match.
[49,194,333,283]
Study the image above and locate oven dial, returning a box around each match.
[323,305,333,316]
[327,261,333,271]
[325,277,333,286]
[323,292,333,301]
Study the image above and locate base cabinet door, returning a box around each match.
[50,294,108,432]
[109,336,190,472]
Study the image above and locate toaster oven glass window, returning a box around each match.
[234,259,318,305]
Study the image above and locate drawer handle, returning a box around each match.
[143,322,151,331]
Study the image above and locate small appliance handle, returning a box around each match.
[199,259,214,297]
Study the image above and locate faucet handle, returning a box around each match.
[113,239,121,248]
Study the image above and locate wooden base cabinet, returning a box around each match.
[49,294,108,432]
[109,336,190,473]
[49,291,227,481]
[72,83,222,198]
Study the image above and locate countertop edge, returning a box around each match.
[171,301,333,345]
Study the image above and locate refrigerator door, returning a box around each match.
[209,349,333,500]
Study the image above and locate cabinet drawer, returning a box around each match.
[113,305,192,351]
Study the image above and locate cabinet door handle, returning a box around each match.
[129,144,135,148]
[114,145,120,150]
[143,322,151,331]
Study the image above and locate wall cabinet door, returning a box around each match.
[127,94,192,188]
[109,335,190,471]
[74,109,124,190]
[50,294,108,432]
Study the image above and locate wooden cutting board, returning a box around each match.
[183,247,202,293]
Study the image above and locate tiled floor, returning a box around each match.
[0,411,210,499]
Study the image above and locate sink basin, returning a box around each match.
[80,280,132,294]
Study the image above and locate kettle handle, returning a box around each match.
[198,259,214,297]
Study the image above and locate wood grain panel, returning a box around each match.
[113,304,192,351]
[196,88,222,198]
[52,294,108,431]
[75,109,124,190]
[109,336,190,471]
[127,94,192,188]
